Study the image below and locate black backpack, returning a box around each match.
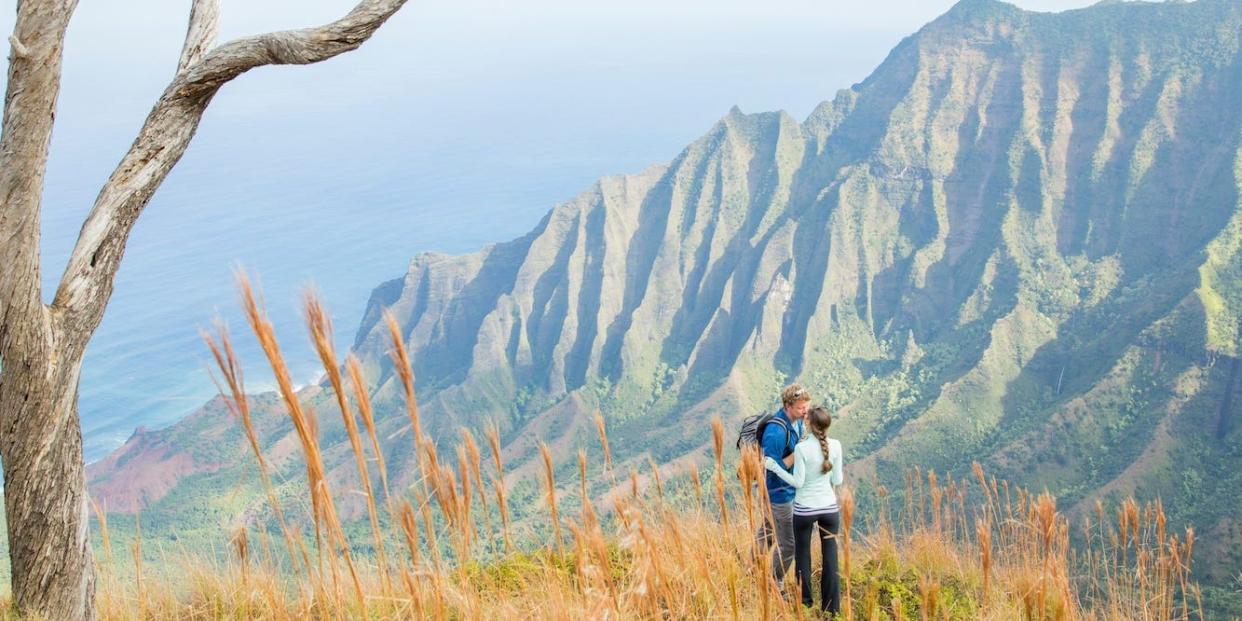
[736,410,791,453]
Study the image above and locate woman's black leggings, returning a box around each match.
[792,510,841,613]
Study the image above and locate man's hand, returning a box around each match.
[783,453,795,468]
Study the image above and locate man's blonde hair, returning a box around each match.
[781,383,810,406]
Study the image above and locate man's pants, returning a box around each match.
[754,501,795,584]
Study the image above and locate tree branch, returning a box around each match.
[0,0,77,351]
[177,0,220,73]
[181,0,410,90]
[51,0,409,349]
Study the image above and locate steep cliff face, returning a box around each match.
[355,0,1241,444]
[91,0,1242,582]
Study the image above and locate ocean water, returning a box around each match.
[12,0,1092,462]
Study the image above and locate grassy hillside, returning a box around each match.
[61,357,1215,619]
[44,480,1205,620]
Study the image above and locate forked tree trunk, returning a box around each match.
[0,0,93,613]
[0,0,410,618]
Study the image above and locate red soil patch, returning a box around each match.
[87,427,221,514]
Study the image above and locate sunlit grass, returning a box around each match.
[51,281,1206,620]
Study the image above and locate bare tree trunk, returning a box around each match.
[0,0,93,615]
[0,0,409,618]
[0,361,95,621]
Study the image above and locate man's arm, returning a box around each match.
[760,423,787,467]
[761,423,795,482]
[783,420,802,467]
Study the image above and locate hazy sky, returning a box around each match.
[3,0,1103,294]
[2,0,1098,133]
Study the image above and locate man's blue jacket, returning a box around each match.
[760,408,802,504]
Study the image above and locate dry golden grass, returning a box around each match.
[64,282,1205,620]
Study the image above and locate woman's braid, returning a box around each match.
[808,406,833,473]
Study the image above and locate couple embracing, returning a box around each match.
[755,384,844,615]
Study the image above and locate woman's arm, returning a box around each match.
[831,440,844,486]
[790,444,809,489]
[763,456,797,487]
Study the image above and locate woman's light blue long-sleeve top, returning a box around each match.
[764,436,843,512]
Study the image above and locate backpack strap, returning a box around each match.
[765,416,793,457]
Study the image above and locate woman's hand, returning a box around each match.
[764,455,799,487]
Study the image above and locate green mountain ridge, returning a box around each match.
[89,0,1242,591]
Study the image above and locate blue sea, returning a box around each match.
[10,0,1090,462]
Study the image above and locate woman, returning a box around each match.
[763,405,843,614]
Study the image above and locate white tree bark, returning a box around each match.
[178,0,220,73]
[0,1,409,618]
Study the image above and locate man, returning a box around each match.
[756,383,811,591]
